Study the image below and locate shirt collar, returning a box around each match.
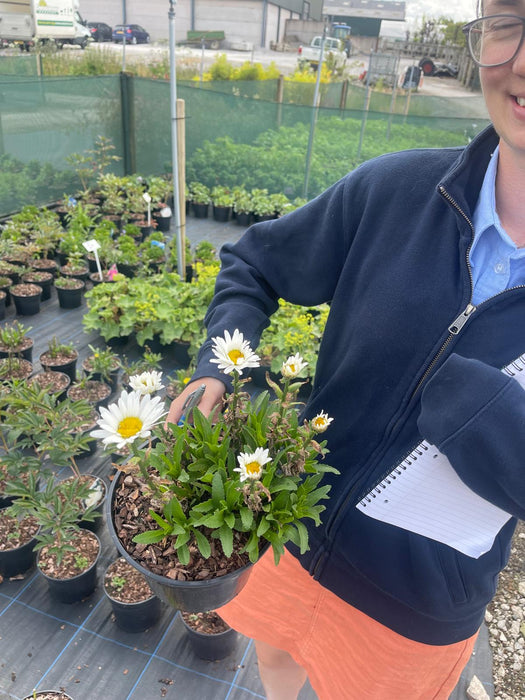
[471,144,523,254]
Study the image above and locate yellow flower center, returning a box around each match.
[228,349,244,365]
[313,418,326,430]
[289,364,296,373]
[117,416,143,438]
[246,461,262,476]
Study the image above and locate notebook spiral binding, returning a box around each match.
[358,353,525,510]
[358,442,433,507]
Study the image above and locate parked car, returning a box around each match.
[87,21,112,42]
[112,24,150,44]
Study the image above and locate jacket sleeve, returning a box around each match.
[416,353,525,519]
[192,175,353,383]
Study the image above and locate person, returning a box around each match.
[167,1,525,697]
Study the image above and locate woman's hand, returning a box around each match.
[165,377,227,427]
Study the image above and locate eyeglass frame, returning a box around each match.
[462,13,525,67]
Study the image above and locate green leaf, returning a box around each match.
[193,529,212,558]
[133,529,166,545]
[176,543,190,565]
[240,507,254,529]
[218,524,233,558]
[211,470,225,507]
[256,518,271,537]
[294,520,309,554]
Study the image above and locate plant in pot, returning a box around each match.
[193,240,217,265]
[0,355,33,382]
[139,232,166,273]
[180,610,238,660]
[60,251,89,282]
[67,373,112,409]
[251,188,277,222]
[211,185,234,222]
[40,337,78,382]
[81,344,121,389]
[22,691,74,700]
[54,275,85,309]
[103,556,162,632]
[21,270,54,302]
[95,330,339,612]
[0,320,33,361]
[232,188,253,227]
[83,278,133,344]
[10,282,42,316]
[114,234,141,278]
[7,473,102,603]
[188,181,211,219]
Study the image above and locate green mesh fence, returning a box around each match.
[0,73,492,217]
[0,54,39,77]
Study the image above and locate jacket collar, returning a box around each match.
[439,125,500,222]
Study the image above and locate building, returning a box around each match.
[284,0,406,51]
[79,0,323,49]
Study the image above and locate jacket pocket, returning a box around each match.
[435,543,469,604]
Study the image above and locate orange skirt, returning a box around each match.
[218,548,478,700]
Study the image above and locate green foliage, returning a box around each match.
[187,116,468,198]
[83,266,219,352]
[412,15,467,47]
[202,54,281,82]
[129,368,339,565]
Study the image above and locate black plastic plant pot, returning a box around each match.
[56,284,84,309]
[191,203,209,219]
[38,532,100,604]
[11,288,42,316]
[104,588,162,633]
[106,474,259,613]
[0,530,38,578]
[180,613,239,660]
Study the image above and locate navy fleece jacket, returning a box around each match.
[192,125,525,644]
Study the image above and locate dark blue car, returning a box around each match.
[112,24,150,44]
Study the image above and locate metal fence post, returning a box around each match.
[120,72,136,175]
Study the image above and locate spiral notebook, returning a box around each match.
[356,354,525,558]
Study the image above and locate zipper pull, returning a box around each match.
[448,303,477,335]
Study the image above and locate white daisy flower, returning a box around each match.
[311,411,334,433]
[210,329,260,376]
[281,353,308,378]
[234,447,272,482]
[128,370,164,395]
[90,390,167,449]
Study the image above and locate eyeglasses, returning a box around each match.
[462,14,525,67]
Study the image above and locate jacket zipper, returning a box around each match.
[314,186,484,566]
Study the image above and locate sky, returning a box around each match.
[380,0,477,38]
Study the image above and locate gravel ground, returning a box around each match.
[486,519,525,700]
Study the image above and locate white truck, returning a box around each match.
[0,0,91,50]
[297,36,348,70]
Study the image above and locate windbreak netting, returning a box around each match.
[0,75,123,215]
[0,73,491,216]
[0,54,39,77]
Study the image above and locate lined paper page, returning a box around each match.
[356,354,525,558]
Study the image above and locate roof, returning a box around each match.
[322,0,405,21]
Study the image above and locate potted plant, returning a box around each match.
[0,320,33,361]
[7,474,102,603]
[28,370,71,402]
[21,270,54,302]
[232,188,253,227]
[0,355,33,382]
[67,375,112,408]
[251,188,277,222]
[139,232,166,273]
[22,692,74,699]
[40,337,78,382]
[103,557,162,632]
[60,251,89,283]
[96,330,339,612]
[180,610,238,660]
[81,344,121,389]
[10,282,42,316]
[211,186,234,222]
[0,502,39,578]
[114,234,141,278]
[54,275,85,309]
[188,181,211,219]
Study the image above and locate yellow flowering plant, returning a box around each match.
[96,330,339,570]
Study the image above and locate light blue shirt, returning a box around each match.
[470,145,525,305]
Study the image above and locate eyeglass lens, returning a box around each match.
[468,16,525,66]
